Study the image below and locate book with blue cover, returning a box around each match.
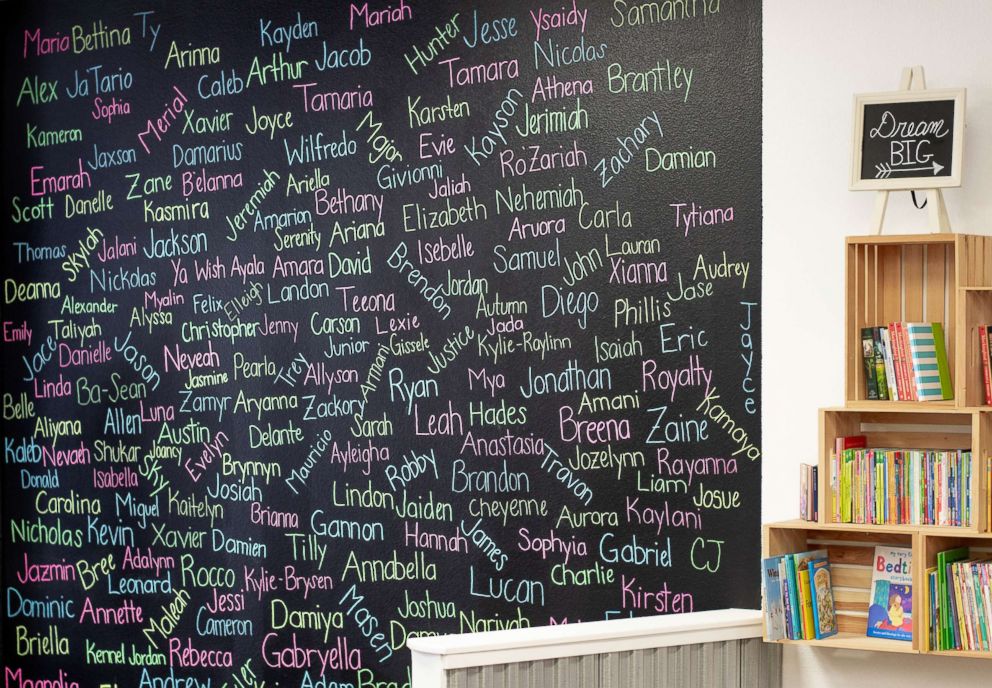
[808,557,838,639]
[762,555,786,640]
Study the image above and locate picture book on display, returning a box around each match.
[809,558,838,639]
[762,549,833,641]
[867,546,913,641]
[762,556,786,641]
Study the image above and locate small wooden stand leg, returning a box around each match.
[927,188,951,232]
[871,191,889,235]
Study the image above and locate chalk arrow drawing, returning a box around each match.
[875,161,945,179]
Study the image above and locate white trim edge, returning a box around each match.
[408,608,763,676]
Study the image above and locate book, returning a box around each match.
[867,546,913,641]
[983,325,992,405]
[761,555,786,641]
[785,553,802,638]
[832,447,972,527]
[798,567,815,640]
[808,557,838,639]
[861,327,879,399]
[907,323,946,401]
[985,325,992,404]
[799,463,817,521]
[937,546,968,649]
[800,464,809,520]
[832,435,867,521]
[927,566,938,650]
[873,327,889,400]
[780,558,795,639]
[931,322,953,400]
[894,322,917,401]
[880,326,898,400]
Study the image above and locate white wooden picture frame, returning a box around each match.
[850,88,965,191]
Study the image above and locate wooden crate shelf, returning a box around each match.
[765,233,992,659]
[845,233,992,407]
[764,521,992,658]
[762,521,920,651]
[920,532,992,657]
[959,287,992,407]
[817,406,990,533]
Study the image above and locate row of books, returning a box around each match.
[763,546,914,642]
[799,463,818,521]
[928,547,992,651]
[829,435,973,527]
[762,549,837,640]
[860,323,953,401]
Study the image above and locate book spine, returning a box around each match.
[780,559,794,639]
[798,568,814,640]
[786,555,801,638]
[896,322,918,402]
[873,327,889,400]
[931,321,953,400]
[881,326,898,400]
[861,327,879,400]
[981,324,992,405]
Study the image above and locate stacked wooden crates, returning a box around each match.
[764,233,992,655]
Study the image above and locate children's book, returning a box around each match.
[798,567,815,639]
[808,557,838,639]
[937,546,969,649]
[867,546,913,641]
[779,558,794,639]
[762,555,786,640]
[786,549,826,639]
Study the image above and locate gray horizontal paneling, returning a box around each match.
[447,638,781,688]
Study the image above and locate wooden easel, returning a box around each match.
[870,66,952,234]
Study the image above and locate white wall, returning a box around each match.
[763,0,992,685]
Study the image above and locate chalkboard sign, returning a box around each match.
[1,1,761,686]
[851,89,965,190]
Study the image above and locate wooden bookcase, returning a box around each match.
[765,232,992,659]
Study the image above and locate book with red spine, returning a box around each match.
[980,324,991,405]
[897,322,919,401]
[888,322,905,400]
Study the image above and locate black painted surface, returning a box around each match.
[2,1,762,685]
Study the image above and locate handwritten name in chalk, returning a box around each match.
[259,12,319,52]
[136,86,189,154]
[29,158,91,197]
[611,0,720,28]
[464,10,518,48]
[16,75,59,107]
[293,82,372,113]
[244,106,293,140]
[671,201,735,237]
[314,37,371,71]
[404,13,460,75]
[499,141,587,178]
[164,41,220,69]
[608,59,694,101]
[408,94,472,128]
[22,28,70,59]
[595,110,662,187]
[351,0,413,30]
[65,64,133,99]
[533,36,607,70]
[224,170,281,241]
[531,0,588,41]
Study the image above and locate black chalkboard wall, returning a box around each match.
[2,0,761,684]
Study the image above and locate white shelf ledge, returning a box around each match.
[407,608,763,685]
